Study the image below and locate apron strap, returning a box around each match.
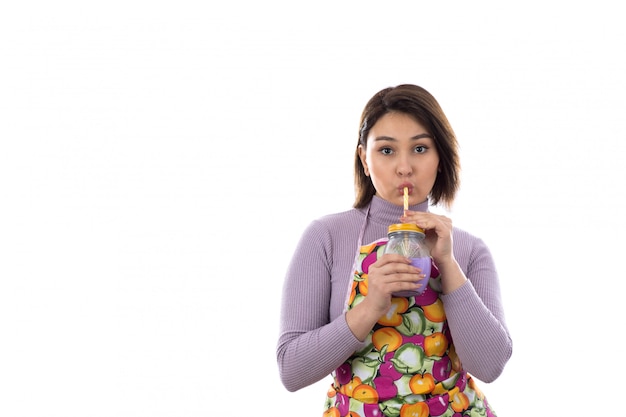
[356,202,372,248]
[342,202,372,313]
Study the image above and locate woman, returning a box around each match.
[277,84,512,416]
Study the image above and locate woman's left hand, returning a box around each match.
[400,211,454,264]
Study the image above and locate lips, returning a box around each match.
[398,184,413,195]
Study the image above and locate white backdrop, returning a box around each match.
[1,1,624,416]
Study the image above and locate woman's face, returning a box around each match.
[359,112,440,207]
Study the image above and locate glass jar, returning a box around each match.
[383,223,431,297]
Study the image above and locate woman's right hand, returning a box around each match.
[366,253,424,313]
[346,254,424,341]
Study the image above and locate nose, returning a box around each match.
[396,154,413,176]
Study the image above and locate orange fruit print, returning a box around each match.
[399,402,429,417]
[422,298,446,322]
[424,332,448,357]
[372,327,403,352]
[339,376,362,397]
[409,372,435,395]
[450,389,470,412]
[322,407,340,417]
[352,384,379,404]
[358,273,369,296]
[377,297,409,326]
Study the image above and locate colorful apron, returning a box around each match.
[323,208,497,417]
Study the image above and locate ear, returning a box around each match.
[358,145,369,176]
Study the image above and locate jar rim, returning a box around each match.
[388,223,425,234]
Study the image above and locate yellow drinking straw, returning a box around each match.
[403,187,409,211]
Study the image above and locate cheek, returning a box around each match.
[367,159,389,180]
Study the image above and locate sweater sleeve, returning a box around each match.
[440,236,513,383]
[276,220,367,392]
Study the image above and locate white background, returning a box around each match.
[1,1,624,416]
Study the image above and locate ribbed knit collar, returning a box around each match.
[366,195,430,226]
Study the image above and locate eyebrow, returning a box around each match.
[373,133,433,142]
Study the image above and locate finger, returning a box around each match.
[389,280,423,294]
[376,261,423,275]
[375,253,412,266]
[400,212,436,229]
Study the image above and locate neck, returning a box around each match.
[367,195,429,226]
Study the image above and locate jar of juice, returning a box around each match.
[383,223,431,297]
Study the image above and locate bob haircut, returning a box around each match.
[354,84,460,209]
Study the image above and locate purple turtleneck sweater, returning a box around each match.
[277,196,512,392]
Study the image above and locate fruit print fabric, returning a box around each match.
[324,240,498,417]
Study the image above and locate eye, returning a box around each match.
[380,147,394,155]
[415,145,427,154]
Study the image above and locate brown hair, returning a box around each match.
[354,84,460,209]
